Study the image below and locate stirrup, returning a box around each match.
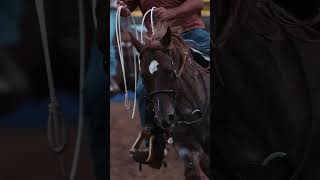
[129,126,164,169]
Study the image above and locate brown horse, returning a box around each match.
[129,22,211,180]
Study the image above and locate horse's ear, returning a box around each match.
[160,26,171,47]
[128,32,143,53]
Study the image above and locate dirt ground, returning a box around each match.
[110,102,208,180]
[0,102,208,180]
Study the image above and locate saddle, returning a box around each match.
[184,39,210,68]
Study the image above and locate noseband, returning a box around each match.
[146,89,176,98]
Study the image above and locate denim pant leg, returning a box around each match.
[110,9,117,77]
[136,77,146,128]
[181,28,211,58]
[84,45,108,180]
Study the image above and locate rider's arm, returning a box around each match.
[173,0,203,17]
[156,0,204,21]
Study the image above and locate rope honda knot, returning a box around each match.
[47,100,66,154]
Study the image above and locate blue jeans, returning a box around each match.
[137,77,146,128]
[137,28,211,128]
[181,28,211,57]
[110,8,117,77]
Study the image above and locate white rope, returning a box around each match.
[140,7,156,42]
[116,6,130,110]
[69,0,86,179]
[35,0,67,179]
[114,6,156,119]
[115,6,138,119]
[139,6,155,73]
[126,12,139,119]
[128,15,139,119]
[116,6,156,119]
[35,0,66,159]
[92,0,97,29]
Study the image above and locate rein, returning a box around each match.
[147,89,176,97]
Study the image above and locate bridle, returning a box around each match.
[141,47,177,100]
[144,49,178,97]
[141,46,208,127]
[146,89,176,99]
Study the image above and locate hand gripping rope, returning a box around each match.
[115,6,156,119]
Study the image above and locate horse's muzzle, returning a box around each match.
[155,114,175,129]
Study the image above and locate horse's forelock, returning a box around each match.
[143,22,169,47]
[141,22,192,75]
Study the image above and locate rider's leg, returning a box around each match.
[181,28,211,58]
[137,77,146,128]
[110,7,119,93]
[109,46,117,76]
[110,8,117,76]
[137,77,151,147]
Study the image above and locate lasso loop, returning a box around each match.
[141,7,156,42]
[124,93,131,110]
[115,6,156,119]
[115,6,139,118]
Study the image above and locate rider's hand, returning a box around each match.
[155,7,176,21]
[117,1,131,17]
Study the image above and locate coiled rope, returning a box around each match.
[141,7,156,41]
[69,0,86,179]
[34,0,67,178]
[35,0,87,179]
[115,5,139,119]
[115,6,156,119]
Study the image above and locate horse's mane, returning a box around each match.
[143,22,209,75]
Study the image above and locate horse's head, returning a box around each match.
[129,23,187,129]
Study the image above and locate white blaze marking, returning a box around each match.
[149,60,159,74]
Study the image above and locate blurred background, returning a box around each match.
[109,0,210,179]
[0,0,103,180]
[0,0,210,179]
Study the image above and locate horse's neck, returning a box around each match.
[176,57,210,112]
[171,37,210,110]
